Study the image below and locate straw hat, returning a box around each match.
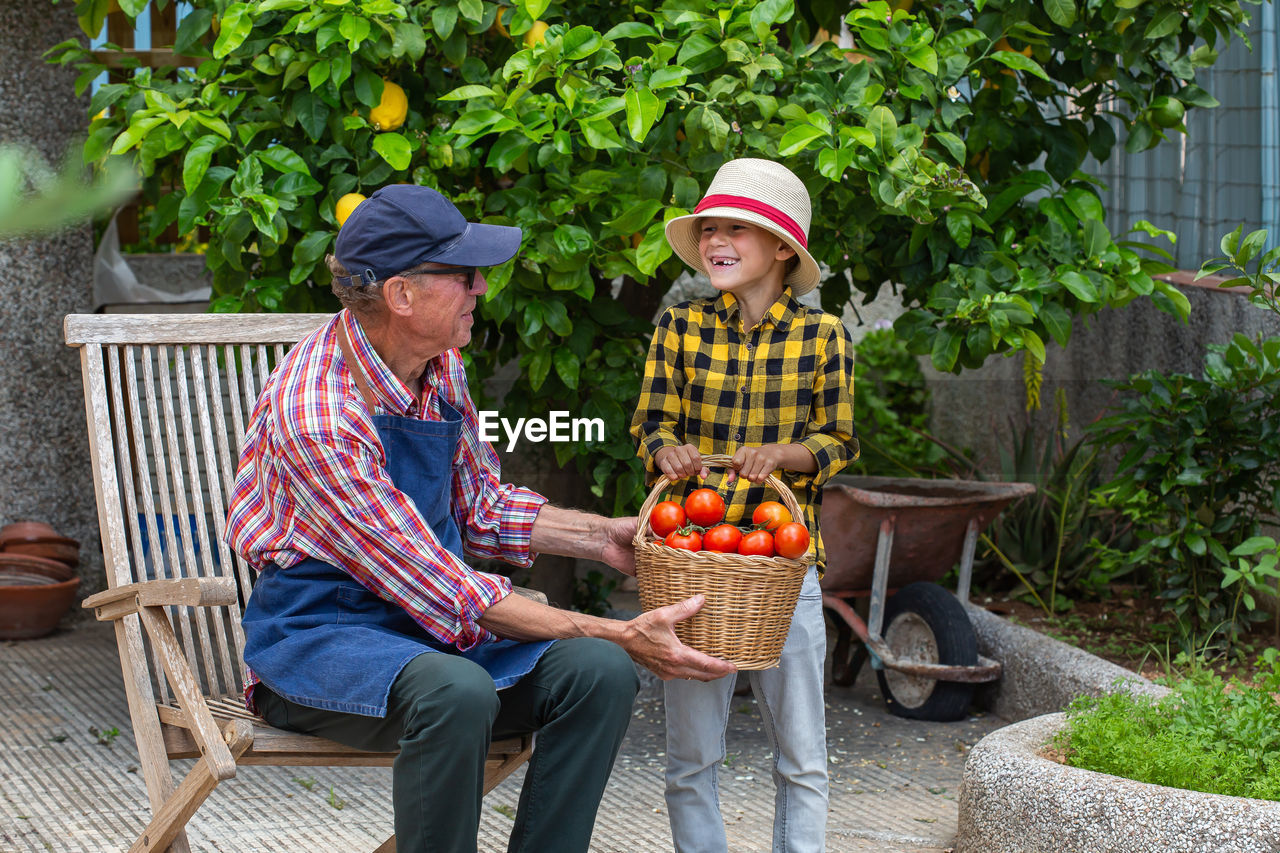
[664,158,821,296]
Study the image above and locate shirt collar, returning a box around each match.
[712,289,799,332]
[339,310,421,415]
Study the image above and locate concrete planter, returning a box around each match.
[956,713,1280,853]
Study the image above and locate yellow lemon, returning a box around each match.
[524,20,549,48]
[369,80,408,132]
[336,193,366,228]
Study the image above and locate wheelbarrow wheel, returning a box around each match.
[875,582,977,722]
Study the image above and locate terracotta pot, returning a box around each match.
[0,521,59,546]
[3,536,80,569]
[0,554,80,640]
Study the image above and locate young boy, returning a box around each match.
[630,158,859,853]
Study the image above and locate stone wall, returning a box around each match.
[923,281,1280,472]
[0,2,101,590]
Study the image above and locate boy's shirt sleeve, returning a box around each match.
[630,307,684,475]
[793,319,859,488]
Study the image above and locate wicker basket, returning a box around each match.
[633,454,813,670]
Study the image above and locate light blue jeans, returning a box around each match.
[664,568,829,853]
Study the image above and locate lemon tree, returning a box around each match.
[50,0,1261,516]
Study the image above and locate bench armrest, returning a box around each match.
[511,585,548,605]
[84,577,238,621]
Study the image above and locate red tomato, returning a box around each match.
[702,524,743,553]
[685,488,726,527]
[751,501,792,531]
[738,530,775,557]
[650,500,686,538]
[664,529,703,551]
[773,522,811,559]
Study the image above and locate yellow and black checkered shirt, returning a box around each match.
[630,290,859,571]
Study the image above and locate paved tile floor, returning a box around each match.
[1,620,1005,852]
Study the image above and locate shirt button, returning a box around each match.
[745,342,753,350]
[733,432,742,441]
[740,385,747,393]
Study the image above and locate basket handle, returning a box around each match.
[632,452,806,547]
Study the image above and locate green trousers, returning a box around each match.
[255,637,639,853]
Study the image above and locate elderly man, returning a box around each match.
[225,184,734,853]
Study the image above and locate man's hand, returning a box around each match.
[596,515,638,577]
[620,595,737,681]
[654,444,709,481]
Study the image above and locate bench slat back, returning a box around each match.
[67,314,329,703]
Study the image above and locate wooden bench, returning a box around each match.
[65,313,535,853]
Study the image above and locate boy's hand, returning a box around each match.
[654,444,709,481]
[727,444,784,483]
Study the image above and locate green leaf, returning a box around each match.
[778,124,825,156]
[554,348,580,389]
[989,51,1050,82]
[624,87,661,143]
[649,66,689,89]
[372,133,412,170]
[439,85,499,103]
[527,347,551,390]
[606,200,663,236]
[258,145,310,175]
[213,3,253,59]
[946,210,972,248]
[562,26,604,61]
[292,92,330,142]
[636,223,672,275]
[1083,218,1111,258]
[578,118,622,149]
[904,45,937,75]
[931,131,966,165]
[485,134,531,172]
[1039,301,1072,347]
[1058,271,1099,302]
[458,0,484,23]
[432,4,458,40]
[1145,7,1184,40]
[1232,537,1279,557]
[182,135,223,194]
[603,22,659,40]
[174,8,215,53]
[1064,187,1105,222]
[339,14,371,49]
[749,0,795,29]
[1043,0,1076,27]
[293,230,333,268]
[552,224,592,257]
[867,106,897,153]
[1019,328,1047,364]
[931,328,961,372]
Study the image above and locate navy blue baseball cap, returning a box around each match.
[334,184,522,286]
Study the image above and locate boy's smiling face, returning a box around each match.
[698,216,795,299]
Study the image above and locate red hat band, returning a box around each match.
[693,194,809,250]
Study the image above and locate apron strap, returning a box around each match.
[335,317,379,414]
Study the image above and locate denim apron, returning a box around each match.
[242,324,554,717]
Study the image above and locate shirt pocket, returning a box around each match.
[759,374,812,426]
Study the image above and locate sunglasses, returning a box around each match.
[405,265,477,288]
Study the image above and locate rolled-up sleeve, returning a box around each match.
[443,354,548,566]
[794,320,859,489]
[630,307,685,478]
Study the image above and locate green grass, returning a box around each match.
[1053,651,1280,801]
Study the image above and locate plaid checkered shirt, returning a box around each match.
[226,311,546,702]
[630,291,859,571]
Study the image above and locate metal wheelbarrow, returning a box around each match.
[819,475,1035,721]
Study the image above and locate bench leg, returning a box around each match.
[128,720,252,853]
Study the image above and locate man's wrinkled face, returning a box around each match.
[405,262,488,353]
